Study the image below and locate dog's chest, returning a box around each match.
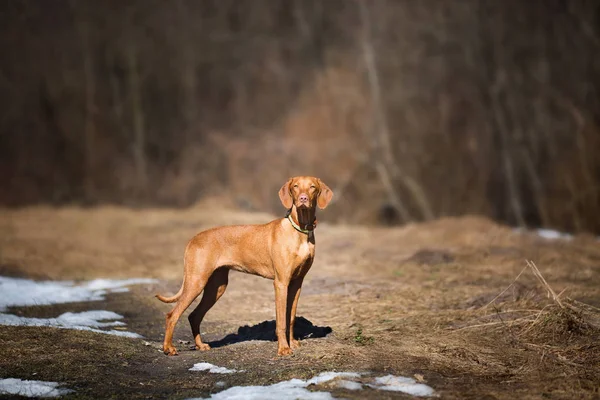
[290,240,314,276]
[295,240,314,261]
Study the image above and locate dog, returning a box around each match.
[156,176,333,356]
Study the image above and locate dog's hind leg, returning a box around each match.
[188,267,229,351]
[162,270,211,355]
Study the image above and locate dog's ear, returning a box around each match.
[279,178,293,208]
[317,179,334,209]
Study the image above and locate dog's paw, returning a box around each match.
[163,346,179,356]
[290,339,301,350]
[195,343,211,351]
[277,346,293,356]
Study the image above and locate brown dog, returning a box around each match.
[156,176,333,356]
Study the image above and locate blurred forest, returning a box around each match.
[1,0,599,233]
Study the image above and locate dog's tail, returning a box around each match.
[156,241,194,303]
[155,280,184,303]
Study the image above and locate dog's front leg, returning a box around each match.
[274,279,293,356]
[287,277,304,349]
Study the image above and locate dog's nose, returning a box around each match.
[299,193,309,204]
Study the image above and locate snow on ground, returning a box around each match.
[187,369,435,399]
[513,227,574,241]
[0,276,157,311]
[0,276,157,337]
[190,363,241,374]
[535,229,573,241]
[368,375,435,397]
[333,380,362,390]
[305,372,362,385]
[0,310,141,338]
[0,378,73,398]
[187,371,360,400]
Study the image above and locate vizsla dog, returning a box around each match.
[156,176,333,356]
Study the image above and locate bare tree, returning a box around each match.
[70,0,97,201]
[127,36,148,194]
[357,0,434,222]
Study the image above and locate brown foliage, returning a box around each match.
[0,0,599,233]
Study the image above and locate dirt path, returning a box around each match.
[1,206,599,399]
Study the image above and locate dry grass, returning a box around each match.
[1,206,599,399]
[459,260,599,332]
[449,260,600,380]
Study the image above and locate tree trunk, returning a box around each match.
[71,1,96,201]
[127,39,148,195]
[357,0,434,222]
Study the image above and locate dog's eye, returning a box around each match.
[310,186,316,189]
[293,184,298,188]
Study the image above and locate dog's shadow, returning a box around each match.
[207,316,332,348]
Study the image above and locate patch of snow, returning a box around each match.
[83,278,158,291]
[188,371,361,400]
[0,276,157,312]
[535,229,573,241]
[513,227,574,241]
[188,371,436,399]
[307,372,361,385]
[334,380,362,390]
[189,362,240,374]
[0,276,157,337]
[106,287,130,293]
[0,378,73,398]
[190,382,331,400]
[0,310,142,338]
[368,375,435,397]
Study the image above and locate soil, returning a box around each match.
[1,205,599,399]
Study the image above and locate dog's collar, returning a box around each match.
[285,208,315,235]
[287,214,311,234]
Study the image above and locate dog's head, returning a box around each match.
[278,176,333,210]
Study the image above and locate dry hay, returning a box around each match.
[453,260,600,373]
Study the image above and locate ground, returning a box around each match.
[0,205,599,399]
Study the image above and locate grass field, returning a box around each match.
[1,205,599,399]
